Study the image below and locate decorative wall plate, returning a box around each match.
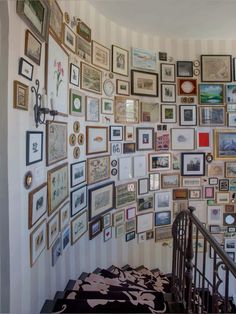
[78,133,85,145]
[103,79,115,97]
[73,146,80,159]
[73,121,80,133]
[69,134,76,146]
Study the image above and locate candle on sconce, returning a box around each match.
[41,88,48,108]
[50,92,55,111]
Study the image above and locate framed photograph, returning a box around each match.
[77,20,91,42]
[103,213,111,228]
[216,192,230,204]
[86,126,108,155]
[89,217,103,240]
[173,189,188,200]
[199,106,225,127]
[178,79,197,96]
[160,63,175,82]
[225,162,236,178]
[161,84,176,102]
[179,105,197,126]
[47,163,68,216]
[70,63,79,86]
[104,226,112,242]
[89,181,114,220]
[138,195,154,212]
[123,143,136,154]
[176,60,193,77]
[155,132,170,151]
[161,173,180,189]
[13,80,29,111]
[124,126,135,141]
[115,224,125,238]
[137,212,153,233]
[171,128,195,151]
[132,47,156,71]
[181,152,205,176]
[71,185,87,217]
[133,155,146,178]
[154,191,171,211]
[80,61,102,94]
[85,96,100,122]
[136,127,154,151]
[204,186,215,199]
[28,183,47,229]
[16,0,50,42]
[149,153,171,172]
[201,55,232,82]
[26,131,43,167]
[47,212,60,248]
[114,96,139,124]
[77,35,91,62]
[131,70,158,97]
[29,219,46,267]
[113,210,125,226]
[92,40,110,71]
[138,178,149,195]
[115,182,136,208]
[140,102,159,123]
[198,84,224,105]
[116,79,130,96]
[126,231,135,242]
[60,201,70,230]
[101,98,113,115]
[155,211,171,226]
[69,89,85,117]
[197,131,210,148]
[182,177,201,187]
[112,45,129,76]
[87,155,110,185]
[214,129,236,160]
[126,219,136,232]
[18,57,33,81]
[126,207,136,220]
[189,189,202,200]
[110,125,123,141]
[71,161,86,188]
[208,206,223,225]
[161,104,177,123]
[119,156,133,181]
[25,29,42,65]
[71,210,88,245]
[63,23,76,53]
[149,173,160,191]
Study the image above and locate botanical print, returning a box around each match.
[54,60,64,96]
[47,122,67,165]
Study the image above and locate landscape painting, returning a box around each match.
[199,84,224,105]
[132,47,156,71]
[214,130,236,159]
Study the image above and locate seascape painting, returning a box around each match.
[132,47,157,71]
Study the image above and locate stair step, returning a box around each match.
[106,264,116,272]
[64,280,76,291]
[53,291,65,302]
[40,300,54,313]
[121,264,131,271]
[93,267,102,274]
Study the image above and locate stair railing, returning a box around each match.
[171,206,236,313]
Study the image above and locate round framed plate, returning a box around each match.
[73,121,80,133]
[69,133,76,146]
[193,60,200,67]
[78,133,85,145]
[111,159,118,167]
[111,168,118,176]
[194,69,200,76]
[103,79,115,97]
[73,146,80,159]
[181,80,195,94]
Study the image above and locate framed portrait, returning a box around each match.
[177,61,193,77]
[214,129,236,160]
[125,126,135,141]
[149,153,171,172]
[149,173,160,191]
[92,40,110,71]
[189,188,202,200]
[48,0,63,42]
[101,98,113,115]
[198,84,224,105]
[136,127,154,151]
[173,189,188,200]
[155,132,170,151]
[47,211,60,248]
[161,84,176,102]
[132,47,156,71]
[155,211,171,226]
[126,207,136,220]
[104,226,112,242]
[131,70,158,97]
[225,84,236,103]
[46,33,69,115]
[201,55,232,82]
[119,156,133,181]
[114,96,139,124]
[86,126,108,155]
[133,155,147,177]
[70,63,79,86]
[161,173,180,189]
[89,181,114,220]
[137,195,154,212]
[18,57,33,81]
[26,131,43,165]
[47,163,68,216]
[25,29,42,65]
[136,212,153,233]
[116,79,130,96]
[140,102,159,123]
[77,20,91,42]
[123,143,136,154]
[80,61,102,94]
[69,89,85,117]
[138,178,149,195]
[71,161,86,188]
[29,219,46,267]
[77,35,91,62]
[115,182,136,208]
[71,185,87,217]
[225,162,236,178]
[85,96,100,122]
[154,191,171,211]
[28,183,47,229]
[112,45,129,76]
[103,213,111,228]
[13,80,29,110]
[113,209,125,226]
[16,0,50,42]
[171,128,195,150]
[178,79,197,95]
[89,217,103,240]
[181,152,205,176]
[87,155,110,185]
[161,104,177,123]
[160,63,175,82]
[199,106,225,127]
[179,105,197,126]
[110,125,123,141]
[60,201,70,230]
[63,23,76,53]
[71,210,88,245]
[207,205,223,225]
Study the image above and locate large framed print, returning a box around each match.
[80,61,102,94]
[86,126,108,155]
[16,0,50,42]
[46,121,67,166]
[48,0,63,43]
[161,84,176,102]
[136,212,153,233]
[30,219,46,267]
[71,210,88,245]
[87,155,110,185]
[28,183,47,229]
[131,70,158,97]
[47,163,68,215]
[171,128,195,150]
[71,185,87,217]
[181,152,205,176]
[114,96,139,124]
[160,63,175,82]
[89,181,114,221]
[71,161,86,188]
[46,33,69,115]
[201,55,232,82]
[198,84,224,105]
[26,131,43,165]
[149,153,171,172]
[140,102,159,123]
[92,40,110,71]
[132,47,156,71]
[214,129,236,160]
[199,106,225,127]
[115,182,136,208]
[25,29,42,65]
[179,105,197,126]
[136,127,154,151]
[112,45,129,76]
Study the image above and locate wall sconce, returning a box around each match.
[31,79,58,128]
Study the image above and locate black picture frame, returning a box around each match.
[181,152,205,176]
[125,231,135,242]
[19,57,34,81]
[26,131,43,166]
[70,160,86,188]
[70,63,80,86]
[177,61,193,77]
[70,185,87,217]
[109,125,123,141]
[179,105,197,126]
[131,69,158,97]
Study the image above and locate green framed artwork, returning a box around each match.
[69,89,85,116]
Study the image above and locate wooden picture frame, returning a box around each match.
[26,131,43,165]
[18,57,33,81]
[161,173,180,189]
[85,96,100,122]
[199,106,225,127]
[60,201,70,230]
[87,155,110,185]
[86,126,108,155]
[77,34,91,62]
[70,63,79,86]
[125,126,135,141]
[112,44,129,76]
[28,183,47,229]
[25,29,42,65]
[149,153,171,172]
[181,152,206,176]
[80,61,102,94]
[201,55,232,82]
[48,0,63,43]
[161,104,177,123]
[136,212,153,233]
[149,173,160,191]
[110,125,123,141]
[155,211,171,226]
[138,178,149,195]
[30,219,46,267]
[116,79,130,96]
[71,185,87,217]
[179,105,197,126]
[101,98,114,115]
[113,209,125,226]
[198,84,224,105]
[92,40,110,71]
[71,160,86,188]
[225,162,236,178]
[114,96,139,124]
[89,217,103,240]
[71,210,88,245]
[13,80,29,111]
[63,23,76,53]
[131,70,158,97]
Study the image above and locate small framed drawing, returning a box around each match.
[149,173,160,191]
[86,126,108,155]
[80,61,102,94]
[161,104,177,123]
[225,84,236,103]
[154,191,171,211]
[136,127,154,151]
[123,143,136,154]
[28,183,47,229]
[178,79,197,96]
[171,128,195,150]
[111,142,122,155]
[114,96,139,124]
[25,29,42,65]
[161,84,176,102]
[77,20,91,42]
[198,84,224,105]
[103,213,111,228]
[138,178,149,195]
[126,207,136,220]
[85,96,100,122]
[207,206,223,225]
[181,152,205,176]
[60,201,70,230]
[69,89,85,117]
[19,57,33,81]
[104,226,112,242]
[228,112,236,127]
[199,106,225,127]
[140,102,159,123]
[113,209,125,226]
[179,105,197,126]
[47,211,60,248]
[30,219,46,267]
[126,231,136,242]
[125,126,135,141]
[116,79,130,96]
[133,155,147,178]
[119,156,133,181]
[13,80,29,110]
[115,182,136,208]
[136,212,153,233]
[26,131,43,165]
[71,185,87,217]
[87,155,110,185]
[161,173,180,189]
[149,153,171,172]
[110,125,123,141]
[131,70,158,97]
[92,40,110,71]
[132,47,156,71]
[160,63,175,82]
[112,45,129,76]
[177,61,193,77]
[155,211,171,226]
[70,160,86,188]
[70,63,79,86]
[225,162,236,178]
[214,129,236,160]
[101,98,114,115]
[71,210,88,245]
[63,23,76,53]
[201,55,232,82]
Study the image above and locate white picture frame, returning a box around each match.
[171,128,195,150]
[154,191,172,211]
[136,212,153,233]
[119,156,133,181]
[133,155,147,178]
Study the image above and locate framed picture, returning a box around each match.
[181,152,205,176]
[47,163,68,216]
[101,98,113,115]
[26,131,43,165]
[126,207,136,220]
[225,84,236,103]
[70,63,79,86]
[113,209,125,226]
[131,70,158,97]
[47,211,60,248]
[86,126,108,155]
[111,142,122,155]
[103,213,111,228]
[179,105,197,126]
[155,211,171,226]
[29,219,46,267]
[115,224,125,238]
[189,189,202,200]
[178,79,197,96]
[219,179,229,191]
[201,55,232,82]
[199,106,225,127]
[92,40,110,71]
[224,213,236,227]
[77,35,91,62]
[115,182,136,208]
[214,129,236,160]
[155,132,170,151]
[87,155,110,185]
[119,156,133,181]
[228,226,236,232]
[182,177,201,187]
[209,177,219,185]
[161,84,176,102]
[177,61,193,77]
[48,0,63,42]
[161,104,177,123]
[132,47,156,71]
[89,181,114,220]
[204,186,215,199]
[85,96,100,122]
[126,231,136,242]
[77,20,91,42]
[159,52,167,61]
[104,226,112,242]
[198,84,224,105]
[173,189,188,200]
[149,173,160,191]
[116,79,130,96]
[51,235,61,266]
[112,45,129,76]
[228,112,236,127]
[136,212,153,233]
[126,219,136,232]
[69,89,85,117]
[18,57,33,81]
[149,153,171,172]
[138,195,154,212]
[71,185,87,217]
[71,210,88,245]
[171,128,195,150]
[227,103,236,112]
[154,191,171,211]
[136,127,154,151]
[140,102,159,123]
[71,160,86,188]
[123,143,136,154]
[155,226,172,241]
[103,79,115,97]
[161,173,180,189]
[216,192,230,204]
[225,162,236,178]
[110,125,123,141]
[160,63,175,82]
[80,61,102,94]
[207,206,223,225]
[197,131,210,148]
[62,225,70,251]
[63,23,76,53]
[208,162,224,177]
[46,33,69,115]
[28,183,47,229]
[16,0,50,42]
[133,155,146,177]
[114,96,139,124]
[138,178,149,195]
[209,225,221,234]
[25,29,42,65]
[13,80,29,110]
[60,201,70,230]
[124,126,135,141]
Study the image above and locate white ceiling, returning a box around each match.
[87,0,236,39]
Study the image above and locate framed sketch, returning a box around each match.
[161,173,180,189]
[70,63,79,86]
[69,89,85,117]
[114,96,139,124]
[136,127,154,151]
[131,70,158,97]
[160,63,175,82]
[179,105,197,126]
[86,126,108,155]
[154,191,171,211]
[47,163,68,215]
[199,106,225,127]
[225,162,236,178]
[155,211,171,226]
[25,29,42,65]
[26,131,43,165]
[161,104,177,123]
[198,84,224,105]
[140,102,159,123]
[60,201,70,230]
[149,173,160,191]
[71,185,87,217]
[71,161,86,188]
[181,152,205,176]
[155,132,170,151]
[71,210,88,245]
[136,212,153,233]
[89,181,114,221]
[92,40,110,71]
[48,0,63,42]
[47,211,60,248]
[85,96,100,122]
[177,61,193,77]
[116,79,130,96]
[125,126,135,141]
[138,195,154,212]
[132,47,156,71]
[171,128,195,150]
[178,79,197,95]
[214,129,236,160]
[138,178,149,195]
[77,20,91,42]
[30,219,46,267]
[77,35,91,62]
[113,209,125,226]
[80,61,102,94]
[119,156,133,181]
[46,33,69,115]
[201,55,232,82]
[63,23,76,53]
[161,84,176,102]
[115,182,136,208]
[19,57,33,81]
[87,155,110,185]
[13,80,29,110]
[28,183,47,229]
[101,98,113,115]
[112,45,129,76]
[133,155,147,178]
[149,153,171,172]
[110,125,123,141]
[207,206,223,225]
